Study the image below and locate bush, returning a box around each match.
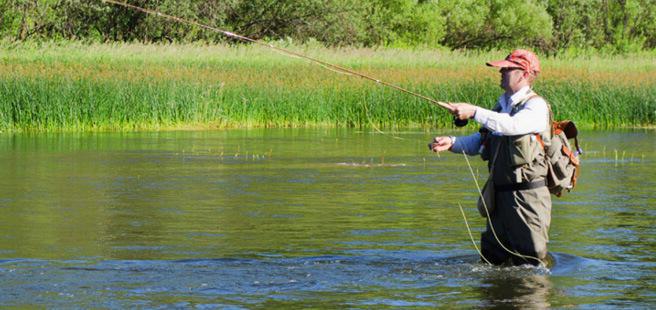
[0,0,654,53]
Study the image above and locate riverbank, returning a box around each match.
[1,42,654,131]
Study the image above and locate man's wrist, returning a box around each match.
[449,136,456,150]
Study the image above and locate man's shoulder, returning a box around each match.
[524,94,548,108]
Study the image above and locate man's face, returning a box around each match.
[499,67,525,93]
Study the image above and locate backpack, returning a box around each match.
[524,96,582,197]
[542,120,581,197]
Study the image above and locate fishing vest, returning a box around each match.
[480,92,551,190]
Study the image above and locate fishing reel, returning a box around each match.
[453,116,468,127]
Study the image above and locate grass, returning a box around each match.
[0,41,654,131]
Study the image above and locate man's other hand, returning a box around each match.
[430,136,454,152]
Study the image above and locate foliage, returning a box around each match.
[438,0,552,50]
[544,0,656,54]
[0,1,654,53]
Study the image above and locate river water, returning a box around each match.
[0,128,654,308]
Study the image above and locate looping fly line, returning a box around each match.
[102,0,454,112]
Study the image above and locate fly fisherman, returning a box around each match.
[430,50,552,266]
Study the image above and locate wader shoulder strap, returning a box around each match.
[513,93,552,150]
[479,103,503,145]
[510,93,541,116]
[489,138,501,173]
[547,101,554,138]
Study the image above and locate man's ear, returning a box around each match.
[522,70,530,79]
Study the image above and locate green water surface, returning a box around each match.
[0,128,654,308]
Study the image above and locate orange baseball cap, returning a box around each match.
[486,49,541,74]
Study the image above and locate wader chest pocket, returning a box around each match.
[509,135,540,167]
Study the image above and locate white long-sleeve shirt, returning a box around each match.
[451,86,549,155]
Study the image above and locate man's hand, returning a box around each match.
[430,136,454,152]
[449,103,477,120]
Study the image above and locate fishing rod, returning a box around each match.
[103,0,543,266]
[102,0,469,126]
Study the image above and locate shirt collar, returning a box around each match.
[508,86,533,107]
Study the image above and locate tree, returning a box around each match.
[545,0,656,54]
[361,0,445,47]
[439,0,553,50]
[0,0,653,53]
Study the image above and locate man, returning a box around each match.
[430,49,552,266]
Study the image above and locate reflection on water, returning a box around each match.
[0,128,654,307]
[479,270,552,308]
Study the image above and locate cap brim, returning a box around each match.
[486,60,523,69]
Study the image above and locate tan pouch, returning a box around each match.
[477,176,495,217]
[478,142,501,218]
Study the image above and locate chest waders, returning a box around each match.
[479,94,553,266]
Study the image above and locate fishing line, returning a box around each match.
[103,0,532,265]
[102,0,454,112]
[311,62,393,138]
[457,202,492,265]
[360,94,407,140]
[461,150,543,265]
[102,0,432,141]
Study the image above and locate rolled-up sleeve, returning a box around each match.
[450,132,482,155]
[473,98,549,135]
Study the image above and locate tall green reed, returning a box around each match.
[0,42,654,131]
